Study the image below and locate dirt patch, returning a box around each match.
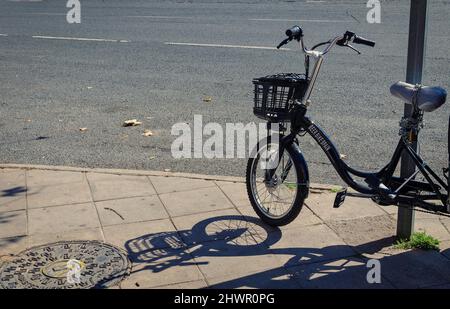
[327,215,396,254]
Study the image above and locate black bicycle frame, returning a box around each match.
[259,29,450,212]
[277,105,449,211]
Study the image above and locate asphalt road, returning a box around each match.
[0,0,449,186]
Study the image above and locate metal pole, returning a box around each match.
[397,0,428,239]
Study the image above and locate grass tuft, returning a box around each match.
[394,231,440,251]
[330,186,344,193]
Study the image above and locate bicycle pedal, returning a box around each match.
[333,188,347,208]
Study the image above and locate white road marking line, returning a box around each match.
[27,13,66,16]
[165,42,290,51]
[0,34,8,37]
[249,18,348,23]
[125,15,195,19]
[32,35,129,43]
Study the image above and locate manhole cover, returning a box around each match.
[0,241,131,289]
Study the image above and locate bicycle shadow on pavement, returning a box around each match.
[123,215,450,289]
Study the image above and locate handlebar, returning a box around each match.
[277,26,375,56]
[274,26,376,106]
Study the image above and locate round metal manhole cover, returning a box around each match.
[0,241,131,289]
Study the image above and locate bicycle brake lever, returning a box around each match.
[346,44,361,55]
[277,37,292,49]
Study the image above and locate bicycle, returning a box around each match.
[246,26,448,226]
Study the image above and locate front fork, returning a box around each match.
[263,122,292,183]
[263,122,276,183]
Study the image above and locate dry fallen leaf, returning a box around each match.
[123,119,142,127]
[202,96,212,103]
[79,127,88,132]
[142,129,153,137]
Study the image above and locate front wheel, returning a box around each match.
[246,142,309,226]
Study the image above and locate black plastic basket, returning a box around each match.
[253,73,309,121]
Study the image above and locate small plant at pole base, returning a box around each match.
[330,186,344,193]
[394,231,440,251]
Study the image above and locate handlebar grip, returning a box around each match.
[353,35,375,47]
[277,37,291,49]
[285,26,303,40]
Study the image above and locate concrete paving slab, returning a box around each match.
[96,196,168,227]
[387,207,448,219]
[171,209,246,245]
[439,240,450,260]
[120,251,204,289]
[414,218,450,241]
[26,169,85,186]
[0,168,21,174]
[159,186,234,217]
[0,169,26,213]
[103,218,180,251]
[0,196,26,214]
[414,210,448,219]
[28,203,100,235]
[149,176,215,194]
[305,193,386,222]
[119,232,203,289]
[215,181,251,208]
[0,210,27,238]
[154,280,208,289]
[439,217,450,236]
[268,224,357,268]
[238,204,323,231]
[27,170,92,209]
[27,228,104,248]
[87,173,156,201]
[190,239,286,282]
[378,205,446,221]
[327,215,397,254]
[370,249,450,288]
[288,257,394,288]
[27,182,93,209]
[379,205,399,215]
[0,236,27,256]
[207,267,301,289]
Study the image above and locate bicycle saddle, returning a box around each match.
[390,81,447,112]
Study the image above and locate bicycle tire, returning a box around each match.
[246,142,309,226]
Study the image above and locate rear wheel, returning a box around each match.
[246,142,308,226]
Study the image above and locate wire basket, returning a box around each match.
[253,73,309,121]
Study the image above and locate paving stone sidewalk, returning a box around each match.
[1,164,450,289]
